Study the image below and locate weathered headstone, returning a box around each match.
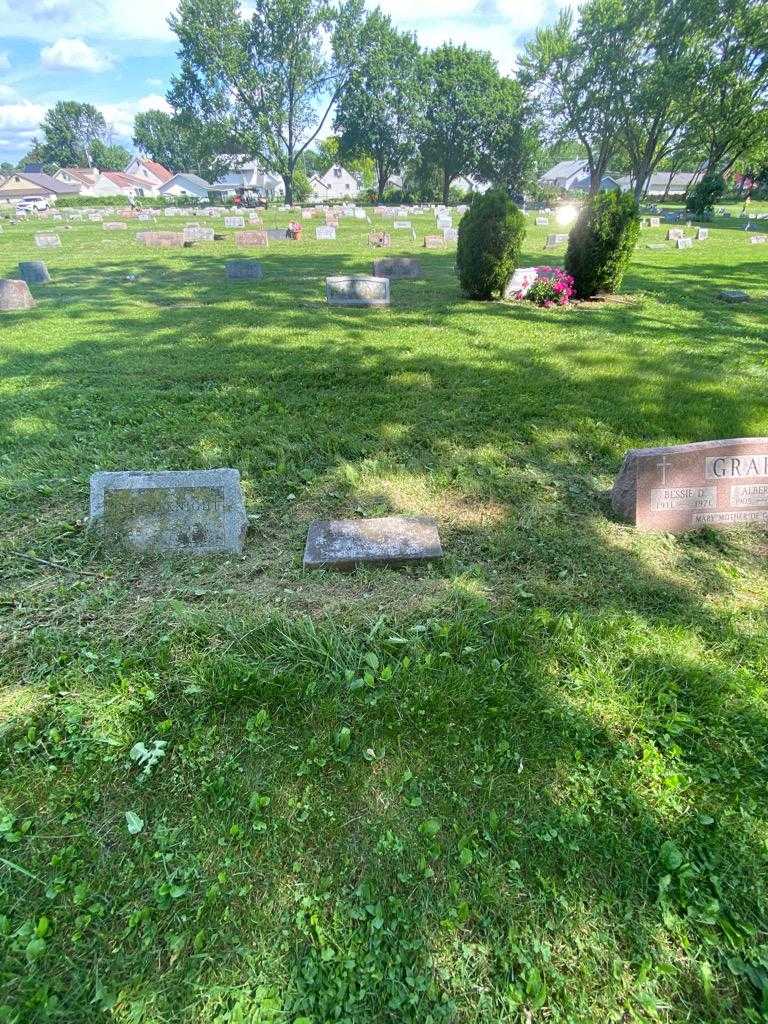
[648,216,661,227]
[303,515,443,570]
[436,218,452,231]
[423,235,445,249]
[750,235,767,244]
[697,227,709,240]
[89,468,247,555]
[667,228,684,240]
[224,216,246,228]
[546,233,568,247]
[443,227,459,243]
[103,222,127,231]
[226,259,263,281]
[235,230,269,247]
[677,237,693,249]
[183,225,215,243]
[326,275,390,307]
[393,220,412,229]
[0,279,36,312]
[373,257,422,280]
[267,228,288,241]
[18,261,50,284]
[88,213,103,222]
[535,217,549,227]
[35,233,61,249]
[718,289,749,303]
[368,231,391,247]
[140,231,184,248]
[316,226,336,240]
[612,439,768,532]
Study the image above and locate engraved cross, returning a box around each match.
[657,455,672,486]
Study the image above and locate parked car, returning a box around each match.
[16,196,49,214]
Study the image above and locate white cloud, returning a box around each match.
[0,100,46,152]
[40,37,113,72]
[0,51,10,69]
[101,93,172,139]
[0,0,178,41]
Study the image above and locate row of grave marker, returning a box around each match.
[86,438,768,567]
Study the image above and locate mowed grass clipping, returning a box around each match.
[1,203,768,1023]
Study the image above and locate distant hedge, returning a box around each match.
[456,190,526,300]
[565,191,640,299]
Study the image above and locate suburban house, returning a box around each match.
[451,175,491,195]
[210,159,285,199]
[538,160,620,192]
[616,171,701,197]
[309,164,360,201]
[159,173,212,200]
[54,167,100,190]
[124,156,174,192]
[0,169,79,205]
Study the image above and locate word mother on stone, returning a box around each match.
[612,438,768,533]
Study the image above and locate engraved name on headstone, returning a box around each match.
[303,515,443,570]
[224,216,246,228]
[677,237,693,249]
[326,275,390,307]
[89,468,247,554]
[612,439,768,532]
[183,225,215,243]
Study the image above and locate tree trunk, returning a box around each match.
[282,171,293,206]
[377,161,387,201]
[442,168,451,205]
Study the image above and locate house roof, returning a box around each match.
[103,171,151,189]
[57,167,99,185]
[162,172,211,190]
[539,159,589,182]
[646,171,698,189]
[0,171,80,194]
[132,158,173,183]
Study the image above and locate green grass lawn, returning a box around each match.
[1,201,768,1024]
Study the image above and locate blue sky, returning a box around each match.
[0,0,571,165]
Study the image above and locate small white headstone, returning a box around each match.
[535,217,549,227]
[316,226,336,240]
[677,237,693,249]
[225,216,246,228]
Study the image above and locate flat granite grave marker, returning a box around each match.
[103,222,127,231]
[718,289,749,302]
[423,235,445,249]
[750,235,767,244]
[0,279,36,311]
[316,225,336,240]
[18,261,50,284]
[183,225,215,243]
[224,216,246,228]
[373,257,422,280]
[140,231,184,248]
[326,276,390,307]
[303,515,443,570]
[393,220,412,229]
[234,230,268,248]
[267,228,288,241]
[89,468,247,555]
[612,438,768,533]
[226,259,263,281]
[35,233,61,249]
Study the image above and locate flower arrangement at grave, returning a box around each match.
[514,267,575,307]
